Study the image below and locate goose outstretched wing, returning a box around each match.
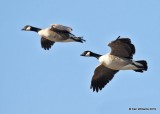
[108,36,135,59]
[91,64,119,92]
[41,37,55,50]
[50,24,72,33]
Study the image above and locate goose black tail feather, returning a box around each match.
[70,37,86,43]
[133,60,148,73]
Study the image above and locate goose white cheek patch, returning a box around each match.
[86,52,91,56]
[26,26,31,31]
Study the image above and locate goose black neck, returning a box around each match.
[91,52,102,59]
[31,26,41,32]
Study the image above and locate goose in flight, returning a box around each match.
[22,24,85,50]
[81,36,148,92]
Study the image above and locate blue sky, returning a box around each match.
[0,0,160,114]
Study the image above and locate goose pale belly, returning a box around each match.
[99,54,133,70]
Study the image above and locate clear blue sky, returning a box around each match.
[0,0,159,114]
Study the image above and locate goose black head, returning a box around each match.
[22,25,41,32]
[22,25,32,31]
[81,51,93,57]
[81,51,102,59]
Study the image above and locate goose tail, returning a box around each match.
[70,36,86,43]
[133,60,148,73]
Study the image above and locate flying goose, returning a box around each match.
[22,24,85,50]
[81,36,148,92]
